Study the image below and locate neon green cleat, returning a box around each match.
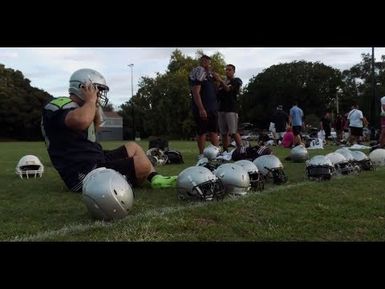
[151,175,177,189]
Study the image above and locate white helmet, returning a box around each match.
[305,155,334,181]
[196,157,209,167]
[214,163,251,196]
[253,155,287,184]
[69,68,109,107]
[325,152,355,175]
[146,148,168,167]
[82,167,134,221]
[16,155,44,179]
[369,148,385,167]
[176,166,225,201]
[335,148,354,162]
[290,145,309,162]
[203,145,220,160]
[234,160,264,191]
[350,150,374,171]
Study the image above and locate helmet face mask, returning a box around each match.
[146,148,168,166]
[177,166,225,201]
[253,155,287,185]
[234,160,264,191]
[190,179,225,201]
[16,155,44,179]
[69,68,110,107]
[305,155,334,181]
[325,152,355,175]
[350,150,374,171]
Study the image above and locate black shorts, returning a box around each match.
[97,145,137,187]
[193,111,218,135]
[324,128,331,138]
[350,126,363,137]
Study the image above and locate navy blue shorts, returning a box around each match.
[97,145,137,186]
[193,111,218,135]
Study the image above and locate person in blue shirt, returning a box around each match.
[289,100,304,146]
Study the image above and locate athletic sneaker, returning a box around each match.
[151,175,177,189]
[197,154,204,160]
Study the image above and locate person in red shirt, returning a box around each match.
[281,126,294,148]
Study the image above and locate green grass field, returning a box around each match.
[1,140,385,241]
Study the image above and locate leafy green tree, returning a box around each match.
[240,61,343,129]
[0,64,51,140]
[341,53,385,128]
[118,49,226,139]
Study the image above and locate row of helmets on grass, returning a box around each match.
[305,147,381,181]
[14,148,385,222]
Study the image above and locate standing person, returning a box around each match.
[215,64,243,152]
[271,105,289,145]
[347,102,368,145]
[372,95,385,151]
[289,100,304,146]
[334,113,345,143]
[189,55,220,159]
[320,111,332,145]
[41,68,177,193]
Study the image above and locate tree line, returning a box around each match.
[1,50,384,140]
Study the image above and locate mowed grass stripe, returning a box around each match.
[10,182,311,241]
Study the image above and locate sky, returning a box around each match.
[1,47,384,108]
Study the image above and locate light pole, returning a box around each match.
[371,47,377,129]
[336,87,342,114]
[128,64,135,140]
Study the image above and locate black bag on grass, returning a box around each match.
[165,150,184,164]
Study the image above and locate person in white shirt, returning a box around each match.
[347,103,368,145]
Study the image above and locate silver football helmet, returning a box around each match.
[234,160,264,191]
[253,155,287,185]
[214,163,251,196]
[82,167,134,221]
[305,155,334,181]
[176,166,225,201]
[253,155,287,184]
[335,148,361,173]
[16,155,44,179]
[335,148,354,162]
[203,145,221,160]
[290,145,309,162]
[350,150,374,171]
[369,148,385,167]
[69,68,109,107]
[325,152,355,175]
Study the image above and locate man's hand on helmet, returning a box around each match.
[81,80,98,105]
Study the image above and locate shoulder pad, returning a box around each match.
[44,97,79,111]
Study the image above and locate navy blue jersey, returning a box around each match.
[217,77,242,112]
[41,97,105,191]
[189,66,218,113]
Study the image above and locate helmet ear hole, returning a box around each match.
[82,168,134,221]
